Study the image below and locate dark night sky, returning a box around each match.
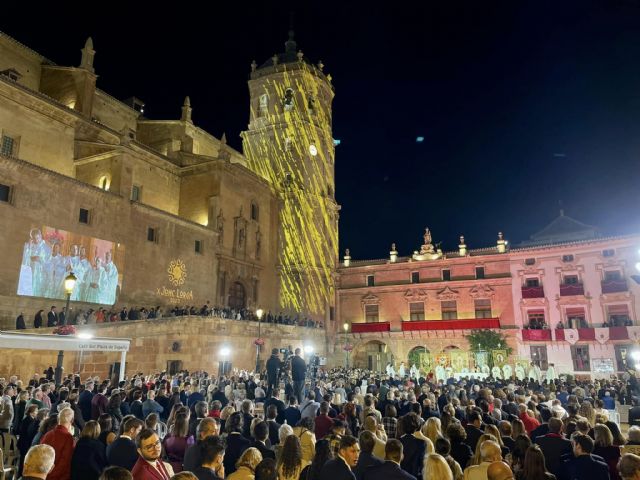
[4,1,640,259]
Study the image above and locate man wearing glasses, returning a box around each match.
[132,428,175,480]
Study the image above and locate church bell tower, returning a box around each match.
[241,31,338,321]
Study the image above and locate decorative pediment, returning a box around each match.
[404,289,428,302]
[361,292,379,305]
[469,284,495,299]
[436,286,459,300]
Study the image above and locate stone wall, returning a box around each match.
[0,316,327,381]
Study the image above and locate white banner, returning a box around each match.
[564,328,579,345]
[594,328,610,345]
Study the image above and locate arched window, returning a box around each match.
[98,175,111,191]
[258,94,268,117]
[228,282,246,309]
[283,88,295,111]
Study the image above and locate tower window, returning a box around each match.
[283,88,295,111]
[258,94,268,117]
[411,272,419,284]
[98,175,110,191]
[442,269,451,281]
[251,202,259,221]
[195,240,202,254]
[1,135,16,157]
[307,95,316,114]
[476,267,485,279]
[147,227,158,243]
[131,185,142,202]
[79,208,91,225]
[0,183,12,203]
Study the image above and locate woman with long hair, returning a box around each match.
[516,445,555,480]
[579,401,596,427]
[98,413,117,445]
[510,435,532,476]
[605,421,626,447]
[226,447,263,480]
[277,435,303,480]
[300,439,333,480]
[593,424,621,480]
[485,424,510,456]
[423,453,453,480]
[511,419,526,440]
[107,393,123,433]
[70,421,108,480]
[162,412,195,472]
[424,417,443,445]
[292,417,317,466]
[446,422,473,470]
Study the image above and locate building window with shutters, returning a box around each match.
[409,302,425,321]
[441,300,457,320]
[607,304,632,327]
[527,310,545,329]
[474,299,492,318]
[365,304,379,323]
[367,275,375,287]
[565,307,587,328]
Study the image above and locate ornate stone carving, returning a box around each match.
[436,286,459,300]
[469,284,495,299]
[404,289,428,302]
[361,292,379,305]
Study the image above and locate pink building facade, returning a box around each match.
[334,215,640,378]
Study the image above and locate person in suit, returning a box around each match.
[192,440,226,480]
[399,414,426,479]
[70,420,107,480]
[291,348,307,404]
[266,349,282,399]
[47,306,58,327]
[252,421,276,460]
[184,417,219,472]
[363,439,415,480]
[354,431,384,480]
[224,412,252,475]
[464,411,484,452]
[78,381,94,422]
[562,434,610,480]
[16,312,26,329]
[319,435,360,480]
[265,405,281,446]
[534,418,572,478]
[131,429,175,480]
[106,417,144,471]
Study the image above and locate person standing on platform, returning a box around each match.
[266,349,282,399]
[291,348,307,404]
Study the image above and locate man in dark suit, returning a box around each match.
[191,440,226,480]
[184,418,220,471]
[530,408,552,441]
[252,421,276,460]
[354,431,384,480]
[78,381,94,422]
[562,433,610,480]
[106,418,144,470]
[263,389,286,424]
[265,349,282,399]
[464,410,484,452]
[291,348,307,404]
[399,414,425,479]
[265,405,281,446]
[47,306,58,327]
[363,439,416,480]
[536,418,572,479]
[319,435,360,480]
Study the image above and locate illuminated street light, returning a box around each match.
[77,333,94,339]
[343,322,349,333]
[220,346,231,357]
[304,345,314,354]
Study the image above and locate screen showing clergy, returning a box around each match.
[17,226,125,305]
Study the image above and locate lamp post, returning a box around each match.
[255,308,264,373]
[55,272,77,386]
[343,322,350,368]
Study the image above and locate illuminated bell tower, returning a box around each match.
[241,31,338,320]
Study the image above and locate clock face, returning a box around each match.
[309,144,318,156]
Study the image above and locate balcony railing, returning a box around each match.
[401,318,500,331]
[521,285,545,298]
[522,329,552,341]
[351,322,391,333]
[560,283,584,296]
[601,279,628,294]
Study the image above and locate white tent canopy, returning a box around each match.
[0,331,130,381]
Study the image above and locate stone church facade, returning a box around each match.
[0,31,336,327]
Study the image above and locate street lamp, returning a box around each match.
[255,308,264,373]
[343,322,350,368]
[55,272,77,386]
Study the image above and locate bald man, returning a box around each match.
[463,440,502,480]
[487,461,514,480]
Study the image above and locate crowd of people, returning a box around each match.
[3,353,640,480]
[14,304,324,330]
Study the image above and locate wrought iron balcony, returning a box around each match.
[559,283,584,296]
[401,318,500,331]
[601,279,628,294]
[521,285,545,298]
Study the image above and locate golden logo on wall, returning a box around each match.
[167,259,187,286]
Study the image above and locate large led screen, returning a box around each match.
[17,227,124,305]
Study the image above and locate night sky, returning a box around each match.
[5,1,640,259]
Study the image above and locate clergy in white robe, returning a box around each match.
[502,364,513,380]
[398,362,406,378]
[435,365,446,383]
[546,364,558,382]
[515,364,525,381]
[492,366,502,379]
[410,364,419,379]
